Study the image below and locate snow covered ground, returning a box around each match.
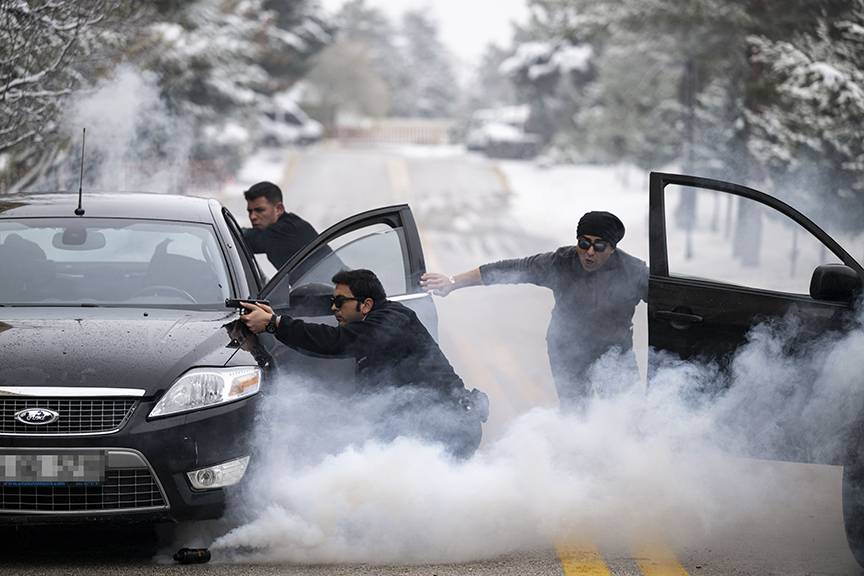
[498,160,650,258]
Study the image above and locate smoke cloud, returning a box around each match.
[205,305,864,565]
[64,65,193,194]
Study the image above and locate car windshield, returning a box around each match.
[0,218,230,307]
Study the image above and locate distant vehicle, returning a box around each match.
[0,193,436,529]
[464,105,541,159]
[257,97,323,147]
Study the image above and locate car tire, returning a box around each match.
[843,425,864,568]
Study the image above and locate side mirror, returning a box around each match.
[810,264,863,302]
[288,282,333,316]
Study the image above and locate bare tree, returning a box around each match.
[0,0,135,189]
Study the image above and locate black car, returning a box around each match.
[0,193,435,524]
[646,173,864,566]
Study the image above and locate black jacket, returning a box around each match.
[480,247,648,381]
[242,212,318,269]
[274,299,465,395]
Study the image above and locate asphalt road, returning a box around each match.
[3,142,862,575]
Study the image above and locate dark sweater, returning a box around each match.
[274,299,465,395]
[242,212,318,269]
[480,247,648,381]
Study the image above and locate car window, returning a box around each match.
[267,224,408,305]
[0,218,230,306]
[296,225,407,292]
[665,185,843,294]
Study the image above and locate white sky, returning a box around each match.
[320,0,530,66]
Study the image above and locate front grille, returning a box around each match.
[0,399,137,435]
[0,468,166,512]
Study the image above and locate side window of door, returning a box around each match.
[268,222,409,307]
[665,185,843,294]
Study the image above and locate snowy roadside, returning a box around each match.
[497,160,651,260]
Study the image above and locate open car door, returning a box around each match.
[255,204,436,395]
[647,172,864,566]
[649,172,862,367]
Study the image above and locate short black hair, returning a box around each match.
[244,181,283,205]
[331,269,387,303]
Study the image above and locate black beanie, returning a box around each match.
[576,211,625,245]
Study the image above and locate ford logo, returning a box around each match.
[14,408,59,426]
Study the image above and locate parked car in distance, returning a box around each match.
[464,105,541,159]
[0,193,437,530]
[257,95,323,147]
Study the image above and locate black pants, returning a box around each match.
[375,389,483,459]
[550,347,639,411]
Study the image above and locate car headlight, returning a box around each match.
[149,367,261,418]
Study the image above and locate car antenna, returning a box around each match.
[75,127,86,216]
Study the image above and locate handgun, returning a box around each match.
[224,298,271,310]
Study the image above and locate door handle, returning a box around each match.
[655,310,704,327]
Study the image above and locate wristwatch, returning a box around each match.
[265,313,279,334]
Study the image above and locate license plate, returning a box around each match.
[0,453,105,486]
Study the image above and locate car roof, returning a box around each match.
[0,193,223,223]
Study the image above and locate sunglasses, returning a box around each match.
[330,295,359,308]
[577,237,611,253]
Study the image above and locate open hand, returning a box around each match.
[420,272,455,297]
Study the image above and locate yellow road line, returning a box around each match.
[556,541,612,576]
[492,162,512,196]
[281,152,299,189]
[633,541,689,576]
[386,157,413,203]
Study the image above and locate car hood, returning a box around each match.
[0,307,250,396]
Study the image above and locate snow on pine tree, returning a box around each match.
[0,0,136,191]
[748,0,864,231]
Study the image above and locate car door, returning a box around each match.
[254,204,436,395]
[649,171,864,369]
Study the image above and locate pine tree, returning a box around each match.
[748,0,864,230]
[396,9,458,118]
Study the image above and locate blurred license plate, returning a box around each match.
[0,453,105,485]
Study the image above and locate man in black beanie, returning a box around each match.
[420,211,648,408]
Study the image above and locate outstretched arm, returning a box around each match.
[240,301,356,356]
[420,268,483,297]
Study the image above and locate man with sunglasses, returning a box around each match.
[420,211,648,408]
[239,268,486,458]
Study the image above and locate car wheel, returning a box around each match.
[843,425,864,567]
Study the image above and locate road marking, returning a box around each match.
[386,157,413,203]
[633,540,689,576]
[556,541,612,576]
[491,162,513,196]
[281,151,299,189]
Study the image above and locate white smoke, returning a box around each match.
[206,305,863,564]
[66,65,193,193]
